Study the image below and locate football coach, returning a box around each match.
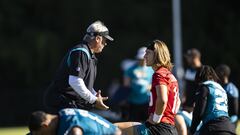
[43,20,114,114]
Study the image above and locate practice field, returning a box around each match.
[236,122,240,135]
[0,127,28,135]
[0,124,240,135]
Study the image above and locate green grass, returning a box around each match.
[0,127,28,135]
[236,121,240,135]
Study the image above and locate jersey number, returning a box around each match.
[149,86,179,114]
[172,87,179,114]
[215,89,228,112]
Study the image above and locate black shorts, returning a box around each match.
[140,122,178,135]
[200,117,236,135]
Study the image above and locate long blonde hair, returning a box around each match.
[152,40,173,70]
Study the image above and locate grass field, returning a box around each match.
[236,122,240,135]
[0,124,240,135]
[0,127,28,135]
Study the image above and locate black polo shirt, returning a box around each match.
[44,42,97,111]
[67,43,97,90]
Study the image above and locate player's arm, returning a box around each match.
[232,97,238,116]
[190,85,208,134]
[151,84,168,124]
[229,84,239,123]
[123,76,131,87]
[68,127,83,135]
[175,114,188,135]
[123,67,131,87]
[229,97,238,123]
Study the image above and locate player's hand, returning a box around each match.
[95,90,109,110]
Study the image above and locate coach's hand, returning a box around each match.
[95,90,109,110]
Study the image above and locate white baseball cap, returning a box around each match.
[86,21,114,41]
[136,47,147,59]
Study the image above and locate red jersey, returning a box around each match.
[148,67,179,125]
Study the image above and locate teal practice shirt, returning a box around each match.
[58,108,118,135]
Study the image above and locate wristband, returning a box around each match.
[153,113,162,123]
